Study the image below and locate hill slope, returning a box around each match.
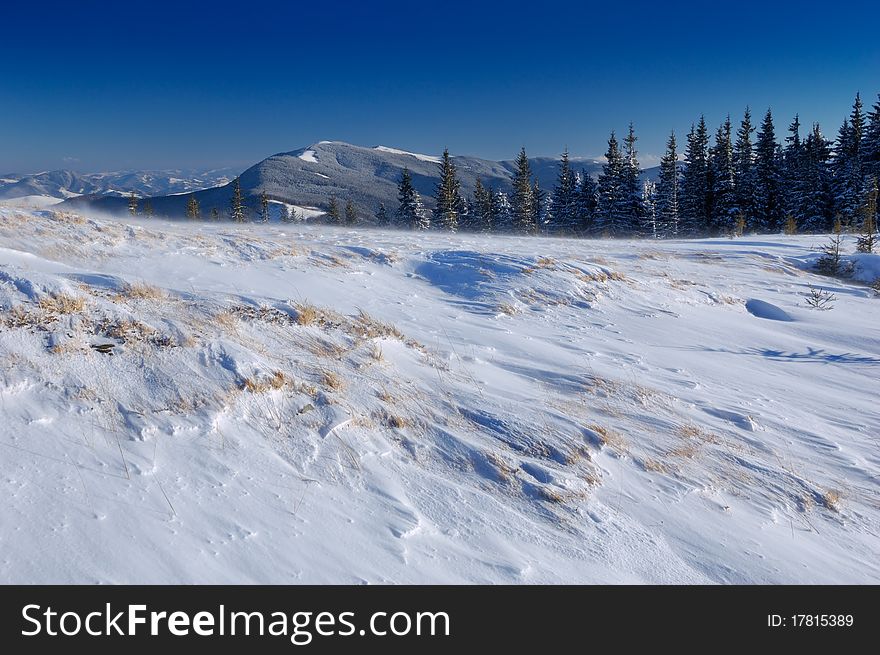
[62,142,650,219]
[1,207,877,583]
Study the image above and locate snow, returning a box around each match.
[850,252,880,284]
[374,146,442,164]
[1,209,878,584]
[298,150,319,164]
[0,195,66,208]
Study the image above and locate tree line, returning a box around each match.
[384,92,880,240]
[128,91,880,242]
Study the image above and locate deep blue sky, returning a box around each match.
[2,0,878,173]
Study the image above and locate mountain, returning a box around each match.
[60,142,660,219]
[0,167,239,200]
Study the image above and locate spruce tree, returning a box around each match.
[549,148,578,234]
[396,168,429,229]
[654,131,680,238]
[143,199,154,218]
[532,180,548,232]
[679,117,710,235]
[709,117,736,233]
[864,93,880,181]
[434,148,462,232]
[620,123,644,233]
[733,108,756,226]
[754,108,783,232]
[595,132,626,235]
[782,115,806,230]
[229,177,246,223]
[857,176,878,253]
[472,179,495,232]
[576,171,597,235]
[492,191,512,232]
[210,207,220,222]
[833,94,867,228]
[258,191,270,223]
[344,199,358,225]
[127,192,138,216]
[802,123,834,232]
[510,148,536,234]
[641,180,657,238]
[375,203,389,227]
[327,196,341,223]
[186,194,201,220]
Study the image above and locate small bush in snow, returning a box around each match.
[804,285,836,310]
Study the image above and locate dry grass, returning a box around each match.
[38,293,86,314]
[496,302,519,316]
[576,270,627,283]
[354,309,404,340]
[243,370,290,393]
[320,369,344,391]
[124,282,165,300]
[586,423,627,452]
[375,408,407,429]
[642,457,670,473]
[377,387,394,403]
[294,303,319,326]
[822,489,842,512]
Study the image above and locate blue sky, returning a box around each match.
[2,0,878,173]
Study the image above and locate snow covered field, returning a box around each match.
[1,207,878,584]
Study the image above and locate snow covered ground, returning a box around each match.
[1,206,878,584]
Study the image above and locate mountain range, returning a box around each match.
[33,142,659,219]
[0,167,239,201]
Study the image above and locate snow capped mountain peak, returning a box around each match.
[373,145,442,164]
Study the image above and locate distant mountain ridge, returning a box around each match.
[0,167,239,200]
[57,142,659,219]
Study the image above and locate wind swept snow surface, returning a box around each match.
[1,209,878,584]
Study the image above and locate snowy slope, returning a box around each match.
[1,207,878,584]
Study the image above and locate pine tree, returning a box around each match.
[229,177,246,223]
[127,192,138,216]
[680,117,710,235]
[327,196,341,223]
[641,180,657,238]
[142,199,154,218]
[575,171,597,235]
[532,180,548,232]
[280,204,293,223]
[857,176,878,253]
[210,207,220,222]
[754,108,783,231]
[471,179,495,232]
[510,148,536,234]
[344,199,358,225]
[396,168,429,229]
[654,131,680,238]
[492,191,512,232]
[434,148,462,232]
[782,114,806,227]
[258,191,270,223]
[709,117,736,233]
[865,93,880,181]
[833,94,867,228]
[549,148,578,234]
[595,132,627,235]
[733,107,756,226]
[620,123,644,233]
[802,123,834,232]
[186,194,200,220]
[375,203,390,227]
